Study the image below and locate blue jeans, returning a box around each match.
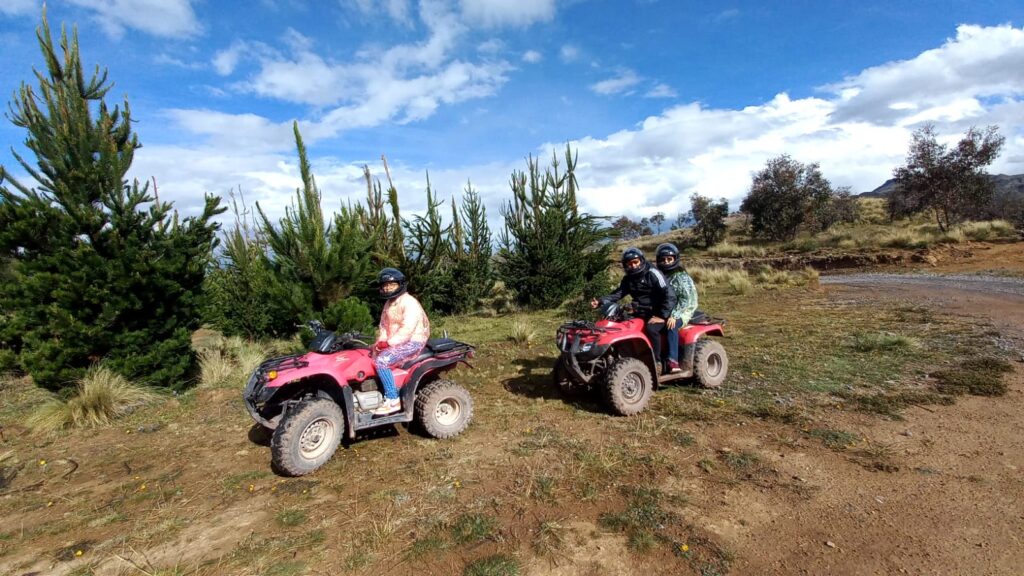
[373,341,424,399]
[645,320,680,366]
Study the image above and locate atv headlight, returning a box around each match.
[579,342,593,352]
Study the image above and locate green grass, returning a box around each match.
[450,513,498,544]
[851,332,919,353]
[808,429,860,450]
[464,554,520,576]
[599,486,678,552]
[933,357,1014,396]
[274,508,307,527]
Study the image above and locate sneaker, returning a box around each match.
[667,360,682,374]
[373,399,401,415]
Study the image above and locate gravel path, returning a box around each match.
[821,272,1024,297]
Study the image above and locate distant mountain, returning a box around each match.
[859,173,1024,198]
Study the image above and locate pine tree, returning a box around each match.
[256,123,375,314]
[497,145,612,308]
[0,12,223,391]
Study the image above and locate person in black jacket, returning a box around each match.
[591,247,677,372]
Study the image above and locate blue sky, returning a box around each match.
[2,0,1023,224]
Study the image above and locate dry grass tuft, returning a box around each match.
[508,317,536,346]
[26,367,159,433]
[706,242,766,258]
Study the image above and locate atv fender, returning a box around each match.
[608,337,658,387]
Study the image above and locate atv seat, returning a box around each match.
[399,338,463,369]
[687,311,709,325]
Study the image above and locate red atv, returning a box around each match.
[554,303,728,415]
[244,321,475,476]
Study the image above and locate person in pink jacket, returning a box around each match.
[372,267,430,415]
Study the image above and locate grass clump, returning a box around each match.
[721,450,760,471]
[933,357,1014,397]
[957,220,1016,241]
[840,390,955,418]
[706,242,766,258]
[727,274,753,295]
[599,486,678,552]
[274,508,307,527]
[533,520,567,556]
[464,554,519,576]
[450,513,497,544]
[851,332,919,353]
[508,317,536,346]
[808,428,859,450]
[26,367,158,433]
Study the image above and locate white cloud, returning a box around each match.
[154,53,204,70]
[645,83,676,98]
[66,0,201,38]
[590,69,641,95]
[459,0,556,28]
[828,24,1024,125]
[477,38,504,54]
[179,1,509,152]
[0,0,36,16]
[559,44,580,62]
[522,50,542,63]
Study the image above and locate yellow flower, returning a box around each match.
[75,550,83,557]
[38,459,46,466]
[454,480,462,489]
[248,484,255,492]
[680,544,689,553]
[46,501,53,507]
[138,484,146,491]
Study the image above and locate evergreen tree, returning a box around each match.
[203,192,304,339]
[256,123,375,314]
[497,146,612,308]
[0,13,223,391]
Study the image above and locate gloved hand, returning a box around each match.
[374,340,390,352]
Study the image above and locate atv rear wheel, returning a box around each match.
[694,340,728,388]
[271,398,344,476]
[415,380,473,439]
[603,357,653,416]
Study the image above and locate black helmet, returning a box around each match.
[655,243,681,272]
[621,247,647,276]
[376,267,407,300]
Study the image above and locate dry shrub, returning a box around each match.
[957,220,1016,241]
[706,242,766,258]
[727,274,753,295]
[508,317,536,345]
[27,367,159,433]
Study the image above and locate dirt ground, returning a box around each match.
[2,249,1023,575]
[719,280,1024,575]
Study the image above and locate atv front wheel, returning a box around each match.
[694,340,728,388]
[603,357,653,416]
[415,380,474,439]
[271,398,344,476]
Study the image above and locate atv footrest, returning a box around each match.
[657,370,693,384]
[354,409,413,430]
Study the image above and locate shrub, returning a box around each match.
[27,367,159,433]
[322,297,374,335]
[851,332,919,352]
[958,220,1016,241]
[728,274,753,295]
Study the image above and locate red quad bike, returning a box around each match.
[244,321,475,476]
[554,303,728,415]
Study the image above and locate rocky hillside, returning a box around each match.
[860,173,1024,198]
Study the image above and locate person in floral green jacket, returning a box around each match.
[655,243,698,373]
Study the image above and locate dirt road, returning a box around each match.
[721,273,1024,575]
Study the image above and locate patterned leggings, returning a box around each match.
[374,341,425,399]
